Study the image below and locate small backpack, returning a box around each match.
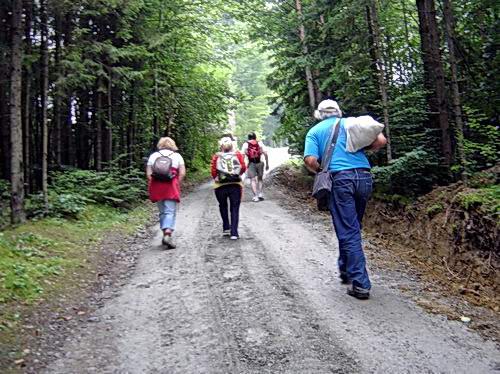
[151,150,174,181]
[216,152,242,183]
[246,140,261,163]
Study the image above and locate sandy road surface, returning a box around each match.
[45,149,499,374]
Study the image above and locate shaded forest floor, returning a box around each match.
[269,163,500,342]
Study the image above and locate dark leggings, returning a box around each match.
[214,184,242,237]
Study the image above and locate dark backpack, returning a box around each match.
[246,140,261,163]
[151,150,174,181]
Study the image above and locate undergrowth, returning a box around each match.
[0,204,150,307]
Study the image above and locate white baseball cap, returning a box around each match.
[314,99,342,120]
[218,137,233,147]
[317,99,341,113]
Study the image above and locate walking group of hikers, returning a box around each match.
[146,132,268,243]
[146,99,386,300]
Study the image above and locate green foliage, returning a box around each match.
[0,232,65,302]
[372,149,440,197]
[426,203,444,218]
[0,204,150,304]
[462,106,499,172]
[456,185,500,215]
[50,169,147,209]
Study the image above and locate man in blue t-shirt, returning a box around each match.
[304,99,386,300]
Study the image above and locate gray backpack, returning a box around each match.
[312,118,341,211]
[152,150,174,181]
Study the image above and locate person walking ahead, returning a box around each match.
[303,100,386,299]
[211,137,247,240]
[241,132,269,202]
[146,137,186,249]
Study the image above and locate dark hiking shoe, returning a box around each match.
[162,235,176,249]
[347,285,370,300]
[340,272,351,285]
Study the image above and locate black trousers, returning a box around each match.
[214,184,242,237]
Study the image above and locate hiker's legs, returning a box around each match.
[330,171,371,290]
[215,187,230,231]
[251,178,258,196]
[256,162,265,194]
[247,163,258,196]
[157,200,177,235]
[354,171,372,227]
[228,185,242,237]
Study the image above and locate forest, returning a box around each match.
[0,0,498,226]
[0,0,498,370]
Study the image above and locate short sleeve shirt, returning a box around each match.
[147,150,185,169]
[303,117,370,172]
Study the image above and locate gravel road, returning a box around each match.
[45,153,500,373]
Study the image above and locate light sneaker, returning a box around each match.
[162,235,176,249]
[230,236,238,240]
[258,193,264,201]
[223,229,230,236]
[252,196,259,202]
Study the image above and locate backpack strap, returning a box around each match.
[320,118,341,170]
[158,149,174,157]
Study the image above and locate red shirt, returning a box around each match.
[148,167,182,202]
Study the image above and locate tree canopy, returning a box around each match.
[0,0,498,223]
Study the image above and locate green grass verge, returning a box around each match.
[0,204,150,307]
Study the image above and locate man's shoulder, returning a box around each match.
[307,119,333,136]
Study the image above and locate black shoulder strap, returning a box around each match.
[320,118,341,170]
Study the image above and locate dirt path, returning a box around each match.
[44,161,499,373]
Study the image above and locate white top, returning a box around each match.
[241,141,266,155]
[147,150,185,168]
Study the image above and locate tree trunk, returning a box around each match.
[40,0,49,211]
[127,92,135,167]
[0,3,11,181]
[294,0,316,112]
[95,79,103,171]
[366,0,392,161]
[53,9,63,166]
[416,0,453,167]
[22,0,32,193]
[10,0,25,223]
[153,71,159,140]
[443,0,466,181]
[76,92,91,169]
[106,69,113,165]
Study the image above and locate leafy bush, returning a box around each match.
[50,168,147,209]
[456,185,500,214]
[372,148,440,197]
[0,180,10,227]
[25,192,88,220]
